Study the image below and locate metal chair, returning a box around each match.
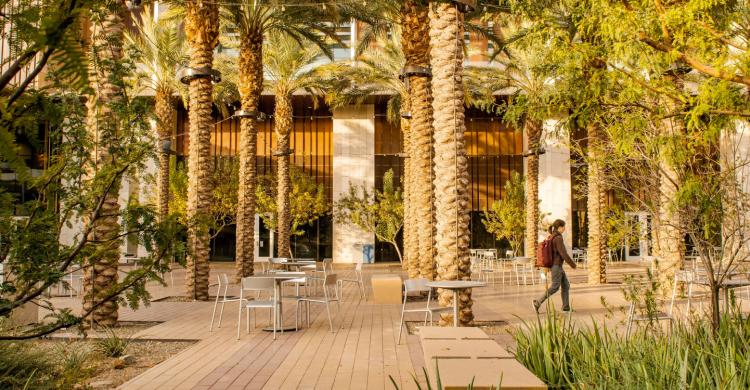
[625,299,673,338]
[397,278,452,344]
[296,273,341,332]
[308,258,333,294]
[209,274,241,331]
[512,257,536,285]
[337,262,366,300]
[237,276,279,340]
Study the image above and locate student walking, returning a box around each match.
[533,219,576,313]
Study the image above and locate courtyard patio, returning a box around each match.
[41,261,667,389]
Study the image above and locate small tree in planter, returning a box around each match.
[482,172,526,257]
[255,166,328,258]
[334,169,404,263]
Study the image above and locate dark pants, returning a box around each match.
[536,264,570,310]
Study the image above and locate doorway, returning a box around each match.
[625,212,651,261]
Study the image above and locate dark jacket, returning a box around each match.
[551,233,576,267]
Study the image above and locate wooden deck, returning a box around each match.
[46,262,654,389]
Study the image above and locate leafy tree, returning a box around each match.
[334,169,404,263]
[255,166,328,254]
[482,172,526,257]
[0,57,182,339]
[169,158,238,240]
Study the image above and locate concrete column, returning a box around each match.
[332,105,375,263]
[536,119,573,249]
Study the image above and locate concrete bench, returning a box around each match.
[370,274,401,304]
[428,357,547,390]
[418,326,493,341]
[418,327,546,389]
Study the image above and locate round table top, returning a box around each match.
[719,279,750,287]
[248,272,305,280]
[425,280,487,289]
[282,261,317,266]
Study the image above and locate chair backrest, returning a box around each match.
[323,258,333,272]
[241,276,275,292]
[354,262,363,272]
[403,278,430,293]
[218,273,230,287]
[323,273,338,286]
[271,257,289,264]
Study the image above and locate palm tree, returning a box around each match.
[220,0,339,278]
[183,0,220,300]
[401,0,436,280]
[125,9,187,222]
[466,41,551,259]
[429,2,473,326]
[263,34,329,258]
[316,34,421,275]
[82,0,127,327]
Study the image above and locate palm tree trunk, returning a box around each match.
[586,121,607,284]
[403,0,436,281]
[82,2,126,327]
[524,118,542,258]
[184,1,219,300]
[155,87,175,221]
[402,112,419,277]
[430,3,473,326]
[274,92,293,258]
[236,33,263,279]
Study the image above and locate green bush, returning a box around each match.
[513,311,750,389]
[94,327,131,358]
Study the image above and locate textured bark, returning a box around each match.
[403,0,436,281]
[82,2,126,327]
[586,122,607,284]
[155,87,175,221]
[402,99,420,277]
[235,33,262,279]
[275,93,293,258]
[656,73,685,295]
[524,118,542,258]
[429,3,473,326]
[184,1,219,300]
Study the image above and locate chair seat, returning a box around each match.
[405,306,452,314]
[245,299,275,308]
[633,312,672,321]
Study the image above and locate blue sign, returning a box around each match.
[362,244,374,264]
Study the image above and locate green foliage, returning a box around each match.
[482,172,526,256]
[256,166,328,236]
[0,340,56,389]
[169,158,238,239]
[334,169,404,262]
[94,327,131,358]
[514,308,750,389]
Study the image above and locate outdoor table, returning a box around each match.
[719,279,750,311]
[692,276,750,312]
[281,261,316,271]
[425,280,487,327]
[255,272,306,332]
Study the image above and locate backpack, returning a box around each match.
[536,234,557,268]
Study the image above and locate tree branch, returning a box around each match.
[639,33,750,87]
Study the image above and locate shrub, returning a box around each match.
[0,341,56,390]
[94,327,131,358]
[512,310,750,389]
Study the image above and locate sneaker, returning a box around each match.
[562,307,573,313]
[532,300,540,314]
